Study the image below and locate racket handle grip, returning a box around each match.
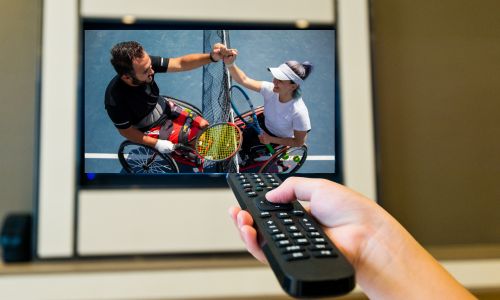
[174,144,191,152]
[265,144,275,154]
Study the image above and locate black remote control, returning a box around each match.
[227,173,355,298]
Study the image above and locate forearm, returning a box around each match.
[227,64,262,92]
[266,135,304,147]
[357,209,475,299]
[118,127,158,148]
[227,64,246,84]
[170,53,212,72]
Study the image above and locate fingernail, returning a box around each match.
[265,189,276,200]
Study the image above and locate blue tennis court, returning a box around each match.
[84,30,336,173]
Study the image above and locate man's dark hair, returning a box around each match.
[110,41,145,76]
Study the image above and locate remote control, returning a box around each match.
[227,173,355,298]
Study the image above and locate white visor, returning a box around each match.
[268,63,304,86]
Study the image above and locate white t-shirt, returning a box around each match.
[260,81,311,138]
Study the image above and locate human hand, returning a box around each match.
[223,49,238,66]
[229,177,384,267]
[154,139,175,154]
[211,43,238,62]
[229,177,477,300]
[199,118,209,129]
[258,132,272,144]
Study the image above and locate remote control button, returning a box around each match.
[290,232,304,238]
[268,228,281,234]
[292,210,305,216]
[312,250,338,258]
[287,225,300,232]
[309,244,332,251]
[296,238,309,245]
[282,245,304,253]
[259,212,271,218]
[277,212,290,219]
[281,218,294,225]
[300,217,310,222]
[277,240,292,247]
[272,233,287,241]
[256,199,293,211]
[255,187,264,191]
[304,226,317,232]
[264,220,275,226]
[313,238,326,243]
[307,231,321,238]
[242,183,251,188]
[266,223,281,234]
[247,191,258,197]
[267,224,278,230]
[285,252,310,261]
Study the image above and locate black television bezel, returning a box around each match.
[79,20,343,189]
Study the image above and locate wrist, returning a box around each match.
[209,52,219,62]
[154,139,162,150]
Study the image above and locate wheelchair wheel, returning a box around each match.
[259,145,308,174]
[118,141,179,174]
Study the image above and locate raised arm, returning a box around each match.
[224,52,262,92]
[167,43,236,72]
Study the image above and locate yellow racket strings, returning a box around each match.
[196,124,240,160]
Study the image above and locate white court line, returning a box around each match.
[85,153,335,161]
[85,153,119,159]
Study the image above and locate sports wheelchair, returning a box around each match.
[117,97,308,174]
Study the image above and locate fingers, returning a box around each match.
[227,206,268,264]
[228,205,241,228]
[265,177,328,204]
[212,44,238,58]
[199,119,209,129]
[257,134,265,144]
[240,225,267,263]
[221,48,237,57]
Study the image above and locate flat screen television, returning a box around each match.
[35,0,376,258]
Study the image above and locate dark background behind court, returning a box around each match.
[1,0,499,259]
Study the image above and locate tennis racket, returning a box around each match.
[229,85,275,154]
[176,122,242,162]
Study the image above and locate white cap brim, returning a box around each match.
[267,63,304,85]
[268,67,291,81]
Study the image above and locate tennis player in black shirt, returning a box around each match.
[105,41,235,153]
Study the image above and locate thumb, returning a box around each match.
[265,177,326,204]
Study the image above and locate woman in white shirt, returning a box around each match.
[224,53,313,160]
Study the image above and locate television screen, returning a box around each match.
[37,0,376,261]
[82,26,340,187]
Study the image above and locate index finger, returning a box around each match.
[265,177,329,204]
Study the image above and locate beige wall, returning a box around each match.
[0,1,41,224]
[372,0,500,248]
[0,0,499,254]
